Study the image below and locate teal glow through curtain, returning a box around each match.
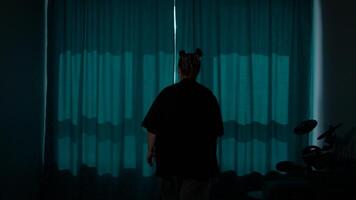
[46,0,313,179]
[46,0,174,177]
[176,0,313,175]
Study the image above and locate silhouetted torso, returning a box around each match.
[142,79,224,179]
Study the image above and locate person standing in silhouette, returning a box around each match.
[142,48,224,200]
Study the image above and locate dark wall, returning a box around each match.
[321,0,356,158]
[0,0,44,200]
[321,0,356,128]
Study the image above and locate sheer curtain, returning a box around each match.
[45,1,174,199]
[176,0,313,175]
[45,0,174,178]
[44,0,313,199]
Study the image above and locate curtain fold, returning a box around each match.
[45,1,174,199]
[176,0,313,174]
[44,0,313,199]
[46,0,174,178]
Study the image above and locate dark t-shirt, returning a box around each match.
[142,79,224,179]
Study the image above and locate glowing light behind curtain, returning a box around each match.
[47,0,313,178]
[47,0,174,176]
[176,0,313,174]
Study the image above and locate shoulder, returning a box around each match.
[156,83,177,100]
[196,82,216,98]
[161,83,177,94]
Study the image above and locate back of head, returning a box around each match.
[178,48,203,80]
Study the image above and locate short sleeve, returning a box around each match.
[141,91,165,135]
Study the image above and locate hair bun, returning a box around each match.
[195,48,203,57]
[179,50,186,57]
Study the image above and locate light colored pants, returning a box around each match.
[160,176,211,200]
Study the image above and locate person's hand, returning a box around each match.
[147,151,154,167]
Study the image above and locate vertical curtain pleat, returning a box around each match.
[45,0,312,199]
[47,0,174,178]
[176,0,312,174]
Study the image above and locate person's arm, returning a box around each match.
[142,89,167,166]
[147,132,156,167]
